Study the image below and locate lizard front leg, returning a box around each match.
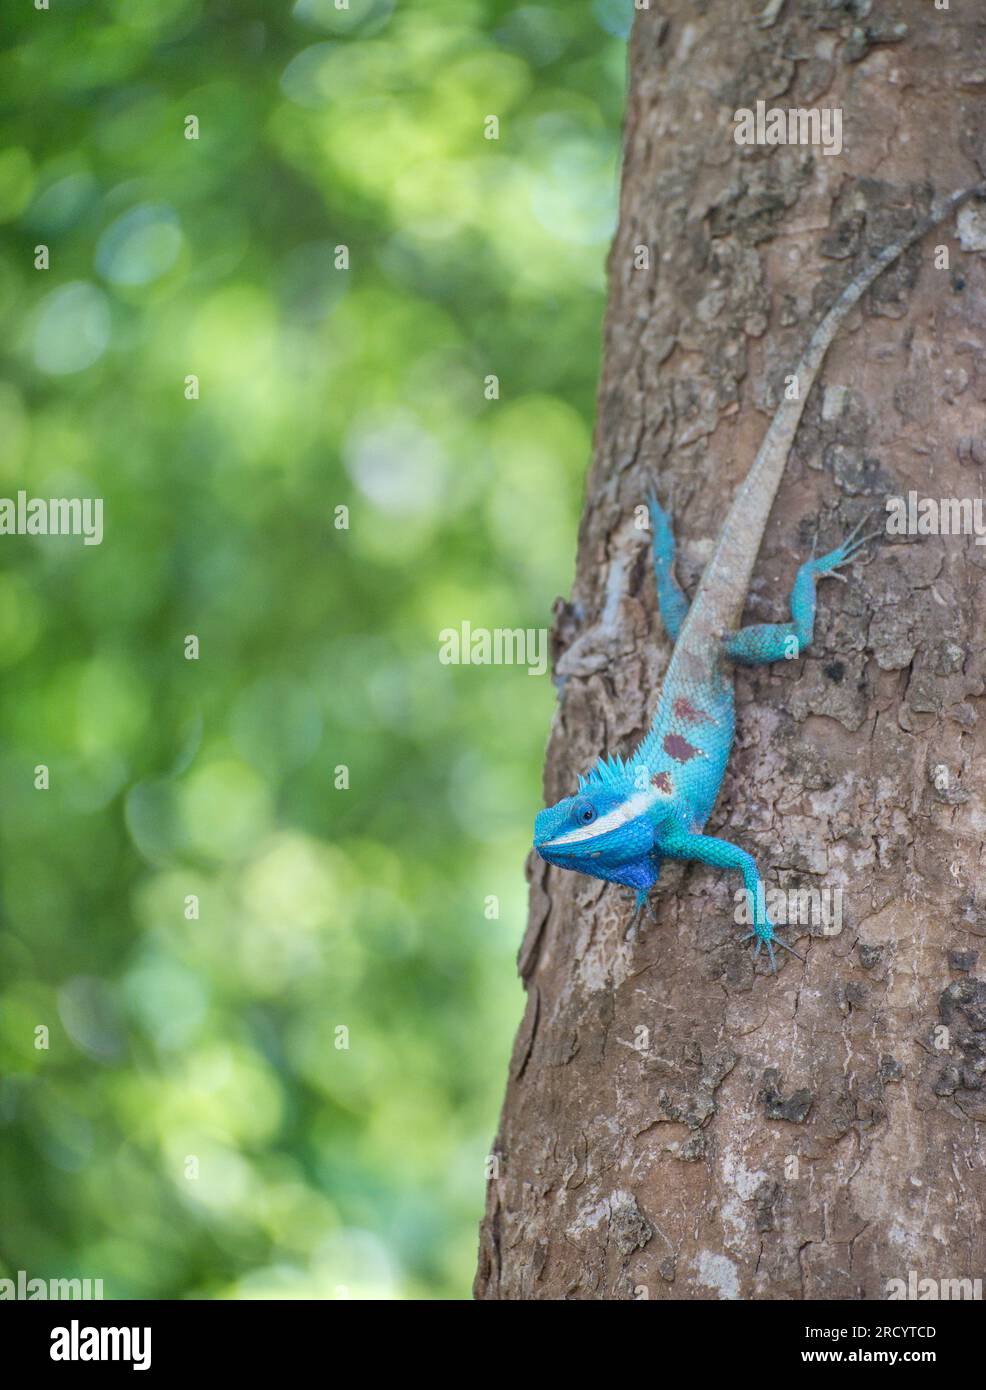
[660,829,804,972]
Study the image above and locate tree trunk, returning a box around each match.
[476,0,986,1302]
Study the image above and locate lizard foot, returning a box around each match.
[622,886,654,939]
[739,926,805,973]
[812,514,881,582]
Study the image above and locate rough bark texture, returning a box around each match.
[476,0,986,1301]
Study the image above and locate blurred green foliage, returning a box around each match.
[0,0,627,1297]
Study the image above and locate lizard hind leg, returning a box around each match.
[646,490,690,642]
[722,517,881,666]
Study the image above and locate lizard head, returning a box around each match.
[533,755,673,888]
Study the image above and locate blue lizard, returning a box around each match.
[533,184,981,972]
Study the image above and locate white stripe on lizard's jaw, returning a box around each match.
[543,787,660,848]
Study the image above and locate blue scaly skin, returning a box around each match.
[533,183,983,973]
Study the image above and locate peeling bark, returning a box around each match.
[476,0,986,1301]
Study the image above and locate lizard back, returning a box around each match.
[635,184,983,825]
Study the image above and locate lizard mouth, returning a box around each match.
[535,843,598,873]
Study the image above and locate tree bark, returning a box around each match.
[476,0,986,1301]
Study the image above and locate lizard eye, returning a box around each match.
[573,798,596,826]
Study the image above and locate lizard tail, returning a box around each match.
[686,180,985,634]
